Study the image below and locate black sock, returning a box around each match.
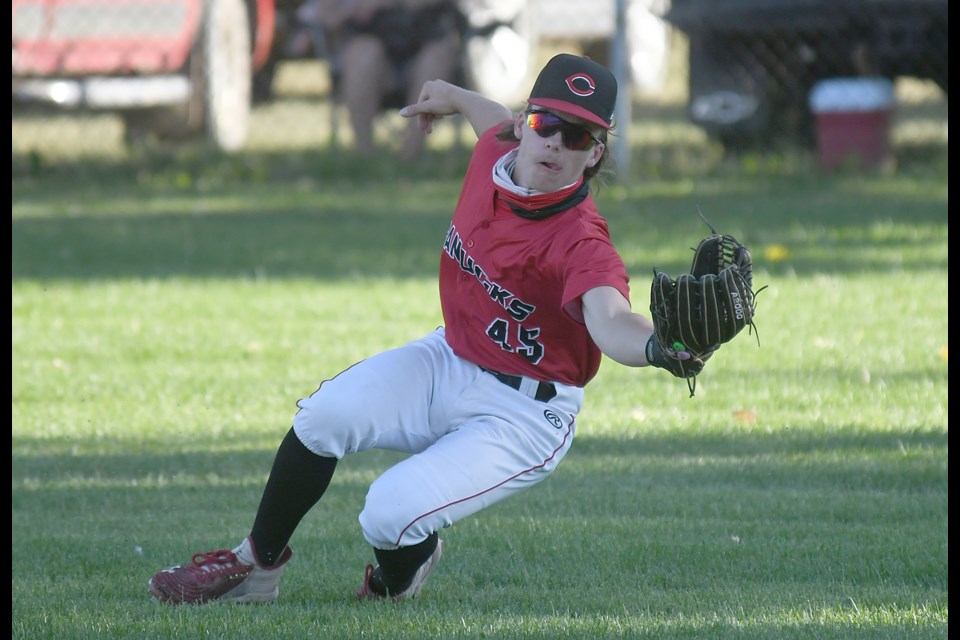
[249,427,338,566]
[374,532,439,595]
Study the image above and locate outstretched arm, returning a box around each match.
[400,79,514,139]
[581,286,655,367]
[582,285,708,379]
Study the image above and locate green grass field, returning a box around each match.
[12,92,948,639]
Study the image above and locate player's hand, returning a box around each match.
[400,80,460,134]
[402,80,512,139]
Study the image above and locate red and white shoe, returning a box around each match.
[148,536,292,604]
[356,539,444,600]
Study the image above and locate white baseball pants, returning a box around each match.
[292,328,584,549]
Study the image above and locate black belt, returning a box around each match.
[481,368,557,402]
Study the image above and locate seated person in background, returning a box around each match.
[315,0,463,159]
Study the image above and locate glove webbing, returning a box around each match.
[694,207,766,347]
[692,208,755,285]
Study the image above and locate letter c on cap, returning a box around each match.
[565,74,596,97]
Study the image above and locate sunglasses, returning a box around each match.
[525,110,603,151]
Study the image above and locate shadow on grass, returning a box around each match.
[12,425,947,496]
[11,145,949,282]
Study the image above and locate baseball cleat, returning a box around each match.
[148,536,292,604]
[356,539,444,600]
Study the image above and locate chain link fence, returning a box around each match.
[12,0,948,168]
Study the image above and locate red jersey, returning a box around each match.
[439,125,631,387]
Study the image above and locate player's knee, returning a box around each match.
[358,509,401,549]
[296,386,356,426]
[358,480,435,548]
[291,392,359,457]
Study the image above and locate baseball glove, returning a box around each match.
[647,209,765,397]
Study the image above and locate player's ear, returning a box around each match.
[585,141,604,168]
[514,112,525,138]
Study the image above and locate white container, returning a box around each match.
[809,77,895,113]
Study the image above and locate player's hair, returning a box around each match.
[494,116,613,183]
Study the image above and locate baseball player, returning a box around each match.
[148,53,703,604]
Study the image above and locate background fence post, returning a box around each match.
[611,0,631,176]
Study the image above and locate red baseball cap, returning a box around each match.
[527,54,618,130]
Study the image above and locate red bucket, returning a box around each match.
[809,78,895,170]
